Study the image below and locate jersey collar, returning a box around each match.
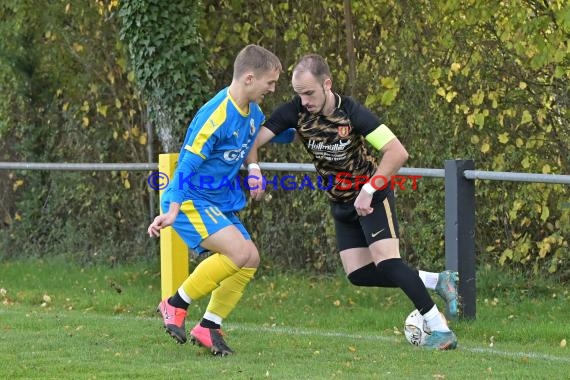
[333,93,342,109]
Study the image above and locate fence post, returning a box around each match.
[444,159,476,319]
[158,153,188,299]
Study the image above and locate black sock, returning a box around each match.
[376,258,434,313]
[347,263,397,287]
[200,318,221,330]
[168,292,189,309]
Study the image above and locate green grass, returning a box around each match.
[0,258,568,379]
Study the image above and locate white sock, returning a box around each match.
[423,305,450,332]
[418,270,439,290]
[203,311,223,326]
[177,286,193,304]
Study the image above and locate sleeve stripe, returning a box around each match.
[184,144,206,159]
[188,99,228,157]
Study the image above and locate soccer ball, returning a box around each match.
[404,309,431,346]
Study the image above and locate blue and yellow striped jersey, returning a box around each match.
[163,87,264,212]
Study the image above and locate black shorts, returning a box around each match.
[330,189,400,252]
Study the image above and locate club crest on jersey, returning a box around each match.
[250,119,256,136]
[337,125,351,138]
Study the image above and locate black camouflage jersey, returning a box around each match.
[265,94,383,202]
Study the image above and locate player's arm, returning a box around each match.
[245,102,299,200]
[167,134,213,204]
[148,150,205,237]
[244,127,278,201]
[345,97,408,215]
[148,202,180,237]
[354,124,408,216]
[149,115,218,235]
[245,126,277,167]
[365,124,409,184]
[246,127,297,201]
[246,100,300,168]
[245,126,296,170]
[268,128,296,144]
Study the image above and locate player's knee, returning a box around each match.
[347,269,368,286]
[347,263,377,286]
[347,272,357,285]
[224,240,258,267]
[244,243,260,268]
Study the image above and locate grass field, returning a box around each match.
[0,258,568,379]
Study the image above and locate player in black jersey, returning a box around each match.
[247,54,458,350]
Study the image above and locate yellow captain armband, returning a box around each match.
[365,124,396,150]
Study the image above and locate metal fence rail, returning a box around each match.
[257,163,449,178]
[464,170,570,184]
[2,162,568,184]
[0,162,158,171]
[1,160,569,320]
[0,161,446,177]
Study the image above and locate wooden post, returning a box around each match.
[158,153,188,299]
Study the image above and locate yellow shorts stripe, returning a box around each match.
[180,200,209,239]
[383,197,397,238]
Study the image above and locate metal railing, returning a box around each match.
[0,162,157,171]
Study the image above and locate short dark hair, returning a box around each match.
[233,44,282,79]
[293,54,331,81]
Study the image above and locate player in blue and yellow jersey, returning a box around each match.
[148,44,281,356]
[166,85,266,213]
[247,54,459,350]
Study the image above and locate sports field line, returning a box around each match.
[232,323,570,364]
[5,309,566,364]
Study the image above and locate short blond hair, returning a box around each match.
[233,44,282,79]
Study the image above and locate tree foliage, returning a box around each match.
[197,0,569,276]
[118,0,211,152]
[0,0,152,263]
[1,1,568,279]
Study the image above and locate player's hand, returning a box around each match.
[354,190,374,216]
[147,212,177,237]
[247,168,265,201]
